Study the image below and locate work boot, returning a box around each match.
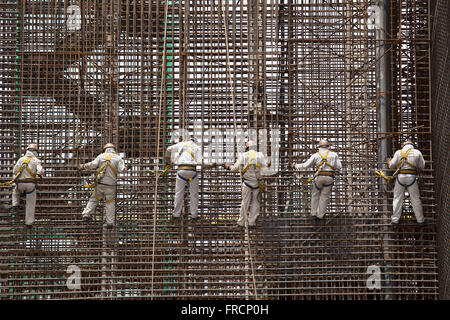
[106,223,114,230]
[172,215,181,222]
[82,215,91,222]
[25,223,33,229]
[188,215,200,222]
[314,216,323,224]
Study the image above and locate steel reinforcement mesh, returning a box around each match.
[431,0,450,300]
[0,0,439,299]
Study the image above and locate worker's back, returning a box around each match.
[389,145,425,171]
[232,149,268,185]
[13,150,44,181]
[82,148,126,186]
[168,141,202,166]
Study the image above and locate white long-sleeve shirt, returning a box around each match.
[229,149,269,186]
[13,150,44,180]
[82,148,126,186]
[388,144,425,171]
[167,141,202,166]
[295,147,342,173]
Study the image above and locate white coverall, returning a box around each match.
[295,147,342,219]
[167,141,202,218]
[81,147,126,226]
[229,149,269,227]
[12,150,45,226]
[388,144,425,224]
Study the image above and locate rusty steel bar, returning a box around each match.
[0,0,439,300]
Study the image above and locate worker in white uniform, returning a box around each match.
[386,141,425,225]
[165,138,215,221]
[78,143,129,228]
[224,140,269,228]
[294,139,342,220]
[11,143,45,228]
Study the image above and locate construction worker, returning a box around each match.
[77,143,129,228]
[11,143,45,228]
[386,141,425,225]
[294,139,342,220]
[165,137,215,221]
[224,140,269,228]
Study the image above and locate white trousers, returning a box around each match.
[392,174,424,223]
[82,184,116,225]
[173,170,199,217]
[237,182,261,227]
[12,183,36,226]
[311,176,334,219]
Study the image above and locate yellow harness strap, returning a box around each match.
[241,151,264,192]
[0,157,36,187]
[315,151,336,171]
[297,152,335,185]
[375,149,417,183]
[396,149,417,170]
[84,153,117,188]
[182,141,195,160]
[375,169,393,182]
[242,151,262,174]
[298,176,314,185]
[23,158,37,178]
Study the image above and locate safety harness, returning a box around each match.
[375,148,417,183]
[0,157,37,187]
[152,141,197,180]
[176,141,199,182]
[396,149,417,174]
[242,151,265,192]
[298,151,336,185]
[83,153,118,203]
[84,153,117,188]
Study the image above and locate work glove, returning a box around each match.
[385,157,392,165]
[223,163,231,170]
[77,164,84,171]
[126,163,132,170]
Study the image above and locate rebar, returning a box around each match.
[0,0,439,300]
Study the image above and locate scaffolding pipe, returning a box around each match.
[376,0,393,300]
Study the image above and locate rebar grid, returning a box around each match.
[0,0,438,299]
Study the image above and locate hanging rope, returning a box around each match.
[150,0,170,300]
[218,0,259,299]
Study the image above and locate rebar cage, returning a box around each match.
[0,0,440,299]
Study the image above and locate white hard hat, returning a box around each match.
[402,140,414,148]
[27,143,38,151]
[246,140,257,148]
